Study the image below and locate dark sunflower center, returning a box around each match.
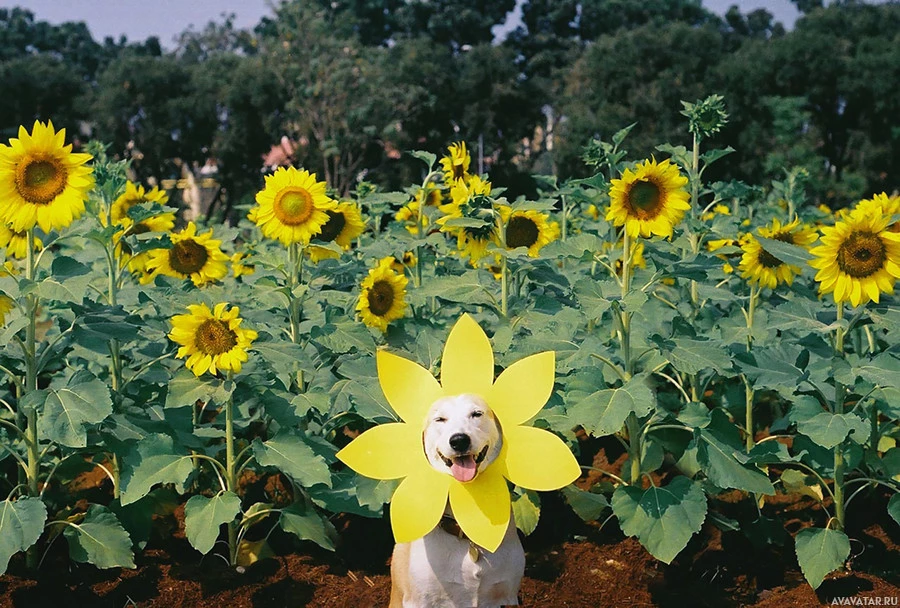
[757,249,784,268]
[837,231,886,278]
[194,319,237,355]
[169,239,209,274]
[452,163,466,181]
[314,210,346,243]
[506,215,539,249]
[17,157,68,205]
[627,180,661,216]
[131,222,152,235]
[367,280,395,316]
[274,187,314,226]
[425,189,441,206]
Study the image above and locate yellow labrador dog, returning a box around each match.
[389,394,525,608]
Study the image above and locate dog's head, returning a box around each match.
[422,394,502,483]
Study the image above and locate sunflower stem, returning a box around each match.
[560,194,568,243]
[833,302,846,531]
[618,229,642,484]
[224,370,238,565]
[689,132,702,311]
[744,284,759,452]
[24,228,41,569]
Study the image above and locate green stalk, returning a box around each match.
[833,303,846,530]
[24,229,40,569]
[560,194,568,243]
[619,229,641,484]
[287,243,301,344]
[497,213,509,318]
[689,132,701,310]
[744,284,759,452]
[224,370,238,565]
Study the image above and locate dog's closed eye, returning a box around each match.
[434,416,447,423]
[470,411,483,418]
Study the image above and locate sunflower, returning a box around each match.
[110,181,173,231]
[357,257,408,332]
[738,218,818,289]
[169,302,258,377]
[850,193,900,232]
[231,252,254,278]
[389,251,417,275]
[809,211,900,307]
[0,225,42,259]
[416,182,442,207]
[701,203,731,221]
[607,158,690,238]
[251,167,337,246]
[498,206,559,257]
[440,142,471,185]
[395,200,430,236]
[437,175,498,265]
[0,295,15,326]
[145,222,229,286]
[0,121,93,234]
[308,201,366,263]
[337,314,580,552]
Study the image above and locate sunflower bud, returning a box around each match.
[681,95,729,140]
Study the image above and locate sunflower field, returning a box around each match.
[1,94,899,599]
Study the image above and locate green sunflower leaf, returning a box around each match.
[562,485,610,522]
[280,502,337,551]
[409,150,437,170]
[26,371,113,448]
[0,497,47,575]
[164,368,233,409]
[183,492,242,555]
[119,433,195,506]
[611,476,707,564]
[756,236,814,267]
[512,488,541,536]
[63,505,135,569]
[695,429,775,495]
[888,494,900,529]
[794,527,849,589]
[566,373,654,437]
[251,432,332,488]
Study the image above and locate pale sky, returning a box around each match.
[6,0,803,48]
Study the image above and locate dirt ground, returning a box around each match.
[2,436,899,608]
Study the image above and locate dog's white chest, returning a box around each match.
[403,521,524,607]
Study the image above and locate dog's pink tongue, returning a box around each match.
[450,456,477,482]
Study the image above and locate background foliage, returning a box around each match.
[1,0,899,209]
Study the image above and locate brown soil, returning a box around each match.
[2,436,899,608]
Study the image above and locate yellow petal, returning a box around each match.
[440,314,494,397]
[501,426,581,491]
[377,350,444,423]
[487,351,555,426]
[390,463,450,543]
[335,423,420,480]
[448,464,510,552]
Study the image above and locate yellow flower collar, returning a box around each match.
[336,314,580,552]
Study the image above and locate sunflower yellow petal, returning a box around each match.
[336,423,420,480]
[501,425,580,491]
[440,314,494,397]
[376,350,443,422]
[447,464,510,552]
[390,463,451,544]
[487,351,555,426]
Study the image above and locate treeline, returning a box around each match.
[1,0,897,211]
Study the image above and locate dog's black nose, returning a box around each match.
[449,433,470,452]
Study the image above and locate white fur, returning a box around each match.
[390,394,525,608]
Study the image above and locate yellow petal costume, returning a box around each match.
[336,315,580,552]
